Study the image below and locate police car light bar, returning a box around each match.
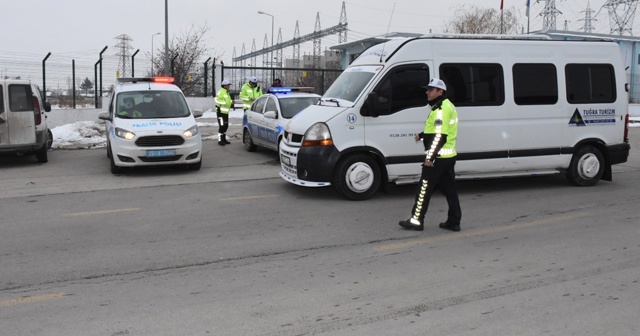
[117,77,175,83]
[268,86,315,94]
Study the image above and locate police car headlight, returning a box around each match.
[183,125,199,138]
[302,122,333,147]
[115,127,135,140]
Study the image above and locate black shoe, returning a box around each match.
[224,140,231,144]
[218,141,226,146]
[439,222,460,232]
[399,219,424,231]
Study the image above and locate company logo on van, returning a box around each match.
[569,108,616,127]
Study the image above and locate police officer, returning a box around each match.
[399,78,462,232]
[214,79,233,146]
[118,97,142,118]
[239,76,263,111]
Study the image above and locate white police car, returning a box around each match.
[242,87,320,152]
[98,77,203,174]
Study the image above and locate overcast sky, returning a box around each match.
[0,0,623,87]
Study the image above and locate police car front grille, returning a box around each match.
[135,135,185,147]
[138,155,183,162]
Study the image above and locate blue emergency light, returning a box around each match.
[268,87,293,93]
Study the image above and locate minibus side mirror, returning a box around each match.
[362,92,381,118]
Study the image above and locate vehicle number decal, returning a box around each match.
[347,113,357,123]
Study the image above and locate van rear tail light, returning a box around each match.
[32,96,42,125]
[624,114,629,142]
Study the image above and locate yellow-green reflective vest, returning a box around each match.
[239,83,263,109]
[424,98,458,158]
[215,88,233,114]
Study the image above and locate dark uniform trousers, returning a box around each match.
[217,110,229,135]
[411,157,462,225]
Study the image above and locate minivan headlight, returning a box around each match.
[115,127,135,140]
[302,122,333,147]
[183,125,199,138]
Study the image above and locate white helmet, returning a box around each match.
[221,79,230,85]
[249,76,258,83]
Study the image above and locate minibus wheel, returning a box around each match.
[566,145,604,186]
[333,154,381,200]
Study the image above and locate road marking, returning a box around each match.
[220,195,279,201]
[62,208,140,216]
[0,292,67,308]
[376,212,591,252]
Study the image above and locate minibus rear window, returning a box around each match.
[566,64,616,104]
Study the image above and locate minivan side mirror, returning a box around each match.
[44,101,51,112]
[362,92,381,118]
[193,109,204,118]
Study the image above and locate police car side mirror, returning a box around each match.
[362,92,381,118]
[98,112,111,121]
[193,109,204,118]
[264,111,277,119]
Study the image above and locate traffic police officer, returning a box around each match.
[239,76,263,111]
[215,79,233,145]
[399,78,462,232]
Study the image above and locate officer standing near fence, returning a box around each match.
[239,76,263,111]
[399,78,462,232]
[215,79,233,146]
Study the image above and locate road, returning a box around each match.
[1,126,639,336]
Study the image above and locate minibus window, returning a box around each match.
[372,65,429,115]
[513,64,558,105]
[566,64,616,104]
[440,64,504,107]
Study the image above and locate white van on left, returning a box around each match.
[0,79,51,163]
[99,77,203,174]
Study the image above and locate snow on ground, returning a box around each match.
[49,111,640,150]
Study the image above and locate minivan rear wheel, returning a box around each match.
[35,144,48,163]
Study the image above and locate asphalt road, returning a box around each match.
[1,126,639,336]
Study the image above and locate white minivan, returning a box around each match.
[99,77,203,174]
[279,35,631,200]
[0,79,51,163]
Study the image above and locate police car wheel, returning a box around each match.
[110,153,123,174]
[567,145,604,187]
[333,154,381,201]
[106,141,112,159]
[243,129,257,152]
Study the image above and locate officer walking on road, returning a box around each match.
[239,76,263,111]
[215,79,233,146]
[399,78,462,232]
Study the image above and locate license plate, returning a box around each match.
[281,154,291,166]
[146,149,176,157]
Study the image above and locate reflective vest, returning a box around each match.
[424,98,458,158]
[239,83,263,110]
[215,87,233,114]
[118,110,142,118]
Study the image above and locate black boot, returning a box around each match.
[223,134,231,145]
[218,133,225,146]
[399,219,423,231]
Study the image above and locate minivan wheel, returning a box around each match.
[46,129,53,149]
[36,144,48,163]
[332,154,381,200]
[243,130,257,152]
[566,145,604,186]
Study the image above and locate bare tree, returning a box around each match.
[444,5,520,35]
[150,24,222,96]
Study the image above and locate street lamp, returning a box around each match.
[258,11,274,68]
[151,32,161,75]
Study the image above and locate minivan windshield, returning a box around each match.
[116,91,190,119]
[322,65,381,106]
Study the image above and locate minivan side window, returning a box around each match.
[0,85,4,113]
[513,63,558,105]
[440,63,505,106]
[8,84,34,112]
[373,64,429,116]
[566,64,616,103]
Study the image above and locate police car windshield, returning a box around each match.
[279,96,321,118]
[322,65,379,105]
[116,91,190,119]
